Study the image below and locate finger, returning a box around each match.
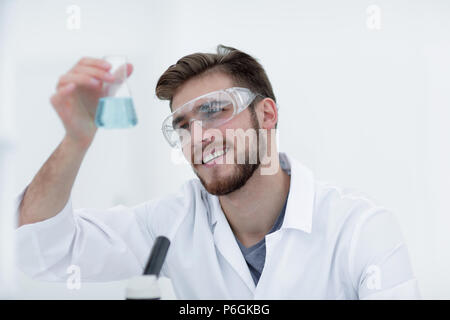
[111,63,134,81]
[60,82,76,94]
[72,65,115,82]
[50,83,75,106]
[76,57,112,70]
[57,73,102,89]
[126,63,133,77]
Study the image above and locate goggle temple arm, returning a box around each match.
[230,88,258,114]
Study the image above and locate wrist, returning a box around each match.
[62,134,93,153]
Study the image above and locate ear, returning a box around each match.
[257,98,278,130]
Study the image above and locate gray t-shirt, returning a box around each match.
[234,193,289,286]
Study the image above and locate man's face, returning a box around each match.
[171,72,263,195]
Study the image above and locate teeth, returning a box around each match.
[204,148,228,164]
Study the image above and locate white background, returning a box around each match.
[0,0,449,299]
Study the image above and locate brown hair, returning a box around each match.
[155,45,276,110]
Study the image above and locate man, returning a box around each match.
[15,45,420,299]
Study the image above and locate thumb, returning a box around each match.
[126,63,133,77]
[111,63,134,82]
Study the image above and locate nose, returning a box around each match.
[203,135,215,148]
[188,120,215,151]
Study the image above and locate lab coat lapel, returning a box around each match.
[204,152,315,295]
[210,196,256,294]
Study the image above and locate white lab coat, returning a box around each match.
[14,152,421,299]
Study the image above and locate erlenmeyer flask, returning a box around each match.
[95,55,138,129]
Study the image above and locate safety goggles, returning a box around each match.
[162,87,263,148]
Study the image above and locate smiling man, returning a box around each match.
[15,45,421,299]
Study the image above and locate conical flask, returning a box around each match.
[95,55,138,129]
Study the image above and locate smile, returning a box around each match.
[203,147,229,164]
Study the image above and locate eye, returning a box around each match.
[172,115,189,130]
[173,122,189,130]
[199,101,227,114]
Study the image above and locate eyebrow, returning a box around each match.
[171,102,203,127]
[171,99,228,127]
[199,100,228,108]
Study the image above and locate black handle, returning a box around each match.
[143,236,171,277]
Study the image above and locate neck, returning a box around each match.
[218,153,291,247]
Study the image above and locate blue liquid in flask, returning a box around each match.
[95,97,138,129]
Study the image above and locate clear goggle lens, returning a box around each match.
[162,88,257,148]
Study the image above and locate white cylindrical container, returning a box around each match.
[125,275,161,300]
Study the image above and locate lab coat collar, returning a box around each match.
[278,152,314,233]
[204,152,315,294]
